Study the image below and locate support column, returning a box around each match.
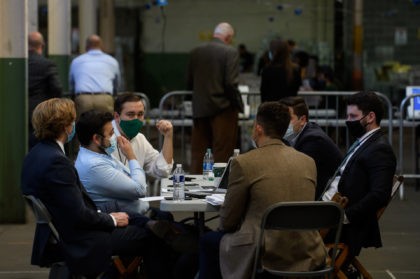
[79,0,98,53]
[28,0,38,33]
[48,0,71,92]
[0,0,27,223]
[99,0,116,54]
[352,0,363,90]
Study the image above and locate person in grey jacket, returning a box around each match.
[187,22,243,174]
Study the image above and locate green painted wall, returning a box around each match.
[50,55,70,93]
[0,58,26,223]
[139,53,189,108]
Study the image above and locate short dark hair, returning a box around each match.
[279,96,309,120]
[76,110,113,146]
[256,102,290,139]
[114,93,143,114]
[346,91,384,125]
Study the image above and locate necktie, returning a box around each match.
[319,139,360,200]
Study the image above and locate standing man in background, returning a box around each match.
[28,31,62,149]
[69,34,121,116]
[187,22,243,173]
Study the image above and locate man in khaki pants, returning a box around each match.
[70,34,120,117]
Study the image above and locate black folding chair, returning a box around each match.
[23,195,142,279]
[252,201,344,278]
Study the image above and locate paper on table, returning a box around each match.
[205,194,225,206]
[140,196,165,202]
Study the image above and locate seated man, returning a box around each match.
[322,91,396,263]
[112,92,173,178]
[21,98,173,278]
[199,102,327,279]
[75,110,149,213]
[279,96,343,199]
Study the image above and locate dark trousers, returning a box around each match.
[199,231,225,279]
[191,107,239,174]
[110,226,173,279]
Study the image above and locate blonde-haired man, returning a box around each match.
[21,98,173,278]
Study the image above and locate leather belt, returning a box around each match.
[76,92,111,95]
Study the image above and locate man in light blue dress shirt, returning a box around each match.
[69,34,121,116]
[75,110,149,213]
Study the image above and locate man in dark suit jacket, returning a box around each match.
[21,98,172,278]
[28,32,62,149]
[322,91,396,258]
[187,22,243,173]
[280,96,343,199]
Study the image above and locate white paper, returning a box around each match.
[205,194,225,206]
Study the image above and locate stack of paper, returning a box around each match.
[206,194,225,206]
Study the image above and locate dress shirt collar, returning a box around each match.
[358,127,380,146]
[55,140,65,154]
[87,49,104,55]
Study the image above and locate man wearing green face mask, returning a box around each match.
[112,93,174,181]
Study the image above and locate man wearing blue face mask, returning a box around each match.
[112,93,174,180]
[279,96,343,199]
[75,110,149,213]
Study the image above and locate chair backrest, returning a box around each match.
[376,175,404,219]
[253,201,344,278]
[23,195,60,241]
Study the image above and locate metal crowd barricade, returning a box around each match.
[158,91,193,166]
[398,94,420,198]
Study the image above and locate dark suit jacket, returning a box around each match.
[260,64,301,102]
[28,52,62,148]
[338,130,396,256]
[293,122,343,199]
[187,38,242,118]
[21,140,115,276]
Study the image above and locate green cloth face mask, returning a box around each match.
[120,119,143,140]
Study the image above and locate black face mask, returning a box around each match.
[345,114,368,138]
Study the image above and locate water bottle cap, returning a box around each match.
[176,164,182,167]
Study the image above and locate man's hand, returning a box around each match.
[110,212,129,227]
[156,120,173,137]
[117,136,136,160]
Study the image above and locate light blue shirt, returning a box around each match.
[69,49,121,94]
[75,147,149,213]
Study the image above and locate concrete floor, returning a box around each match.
[1,183,419,279]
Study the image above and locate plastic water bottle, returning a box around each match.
[202,148,214,180]
[173,164,185,201]
[232,149,240,158]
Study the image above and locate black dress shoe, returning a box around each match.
[344,265,361,279]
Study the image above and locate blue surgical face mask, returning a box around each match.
[67,122,76,143]
[103,134,117,155]
[284,123,294,139]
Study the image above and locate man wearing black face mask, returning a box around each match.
[322,91,396,267]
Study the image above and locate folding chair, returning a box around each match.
[350,175,404,279]
[23,195,142,279]
[252,201,344,278]
[327,175,404,279]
